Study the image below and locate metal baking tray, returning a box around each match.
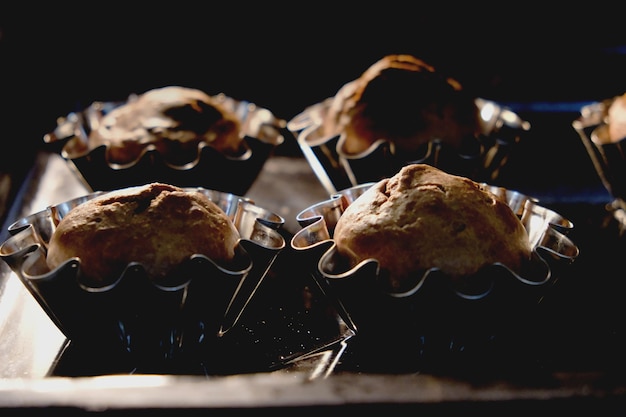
[2,151,626,412]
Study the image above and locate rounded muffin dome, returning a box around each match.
[46,182,241,284]
[333,164,532,291]
[326,54,481,156]
[89,86,244,165]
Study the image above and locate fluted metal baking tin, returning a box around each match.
[44,94,286,195]
[291,183,579,335]
[288,98,530,194]
[0,187,286,362]
[573,97,626,216]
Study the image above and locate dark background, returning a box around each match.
[2,3,626,200]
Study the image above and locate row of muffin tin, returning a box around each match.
[44,93,532,196]
[42,90,625,209]
[0,123,580,377]
[2,90,615,375]
[0,181,578,376]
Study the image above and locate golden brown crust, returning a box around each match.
[46,182,240,283]
[326,55,480,155]
[333,164,532,290]
[89,86,243,164]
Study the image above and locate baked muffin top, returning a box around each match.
[333,164,532,291]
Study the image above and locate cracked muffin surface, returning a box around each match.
[333,164,531,290]
[88,86,244,165]
[46,182,240,284]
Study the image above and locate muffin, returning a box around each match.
[44,88,286,194]
[1,184,286,355]
[288,55,529,194]
[325,54,481,156]
[333,164,532,291]
[46,182,241,284]
[576,93,626,209]
[291,168,577,369]
[292,167,577,363]
[84,86,244,165]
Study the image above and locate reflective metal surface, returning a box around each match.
[288,97,530,195]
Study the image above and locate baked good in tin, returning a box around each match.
[88,86,244,165]
[333,164,532,291]
[325,54,481,156]
[46,182,240,284]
